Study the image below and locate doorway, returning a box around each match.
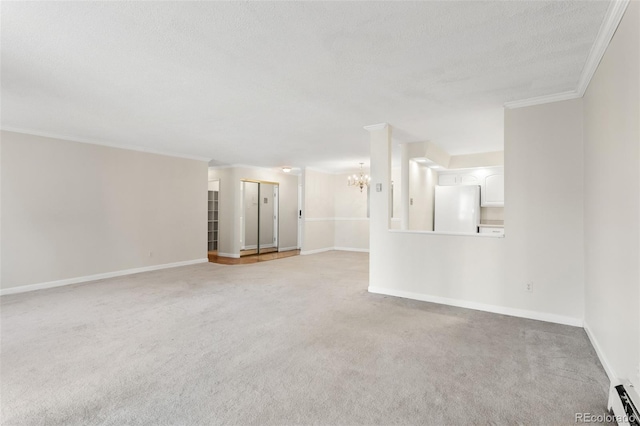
[240,179,279,257]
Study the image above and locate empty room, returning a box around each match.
[1,1,638,425]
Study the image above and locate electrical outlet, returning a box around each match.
[526,281,533,292]
[149,251,153,257]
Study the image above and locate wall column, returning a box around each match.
[365,123,391,287]
[400,142,410,230]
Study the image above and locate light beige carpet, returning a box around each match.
[1,251,610,425]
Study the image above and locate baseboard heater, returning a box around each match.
[608,382,640,426]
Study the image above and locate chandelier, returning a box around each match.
[347,163,370,193]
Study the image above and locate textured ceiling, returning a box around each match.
[1,1,609,170]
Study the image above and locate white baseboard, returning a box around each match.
[278,246,299,252]
[217,252,240,259]
[368,286,583,327]
[301,247,370,255]
[333,247,369,253]
[583,319,616,383]
[0,258,209,296]
[300,247,334,255]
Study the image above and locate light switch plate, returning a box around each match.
[376,183,382,192]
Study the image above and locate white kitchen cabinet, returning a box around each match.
[438,167,504,207]
[437,172,481,186]
[461,174,480,185]
[438,174,459,185]
[482,173,504,207]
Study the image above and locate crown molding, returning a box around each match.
[363,123,389,131]
[576,0,630,97]
[503,91,581,109]
[0,127,211,162]
[504,0,629,109]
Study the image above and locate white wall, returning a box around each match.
[333,172,369,251]
[481,207,504,222]
[208,166,298,256]
[1,131,208,291]
[302,168,369,253]
[302,168,335,253]
[583,1,639,386]
[368,98,585,326]
[408,161,436,231]
[390,166,401,229]
[504,99,585,321]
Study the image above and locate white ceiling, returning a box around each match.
[1,1,609,171]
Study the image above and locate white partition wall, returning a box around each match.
[583,0,639,387]
[367,97,586,326]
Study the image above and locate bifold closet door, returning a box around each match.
[242,181,279,254]
[241,181,259,251]
[258,183,276,251]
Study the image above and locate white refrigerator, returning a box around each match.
[434,185,480,233]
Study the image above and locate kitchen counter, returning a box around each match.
[479,221,504,228]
